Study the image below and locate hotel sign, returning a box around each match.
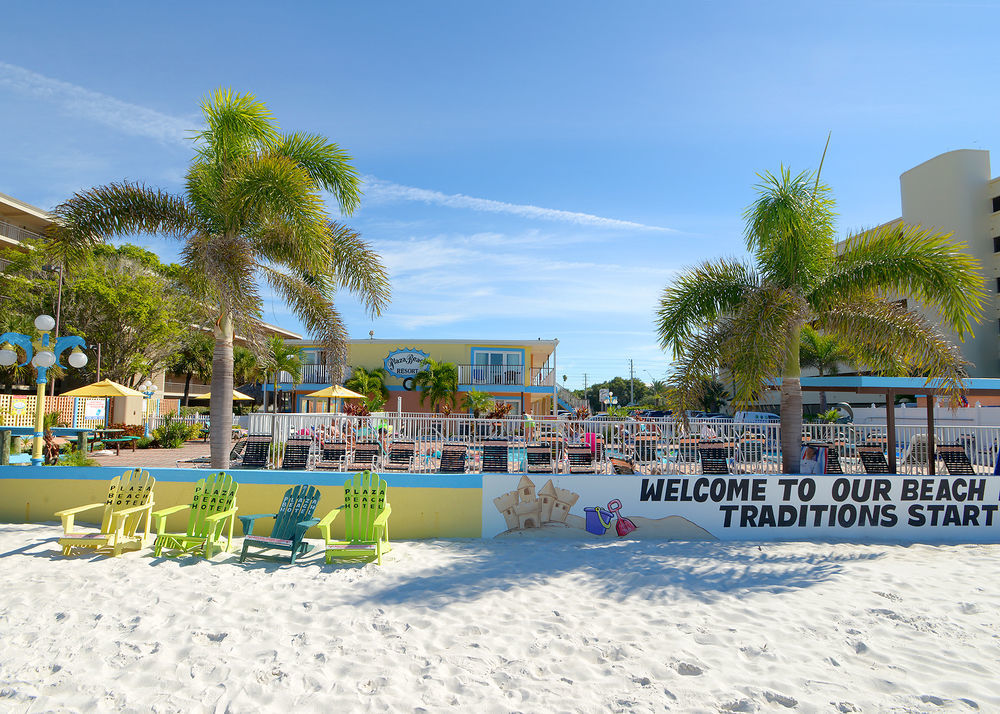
[383,348,430,378]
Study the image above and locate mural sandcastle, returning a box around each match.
[493,475,580,531]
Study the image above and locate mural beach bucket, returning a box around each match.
[584,507,614,535]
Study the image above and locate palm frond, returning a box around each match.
[261,266,348,360]
[275,132,362,215]
[49,183,200,262]
[655,259,758,356]
[815,298,970,399]
[194,88,279,165]
[814,222,986,338]
[326,222,391,318]
[222,154,326,238]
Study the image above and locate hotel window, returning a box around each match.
[996,277,1000,293]
[995,236,1000,252]
[470,349,524,386]
[993,196,1000,213]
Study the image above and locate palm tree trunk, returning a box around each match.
[210,312,235,469]
[182,372,192,407]
[273,374,279,413]
[780,324,803,473]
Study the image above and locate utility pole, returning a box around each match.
[583,373,588,412]
[629,359,634,405]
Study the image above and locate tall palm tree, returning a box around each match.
[799,325,852,411]
[656,165,984,473]
[170,332,214,406]
[49,89,390,466]
[345,365,389,411]
[413,358,459,413]
[266,335,303,413]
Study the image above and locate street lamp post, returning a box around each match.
[140,379,158,438]
[42,264,64,398]
[0,315,87,466]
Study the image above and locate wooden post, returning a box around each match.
[886,390,897,474]
[926,395,936,476]
[0,429,9,466]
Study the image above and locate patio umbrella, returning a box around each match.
[61,379,145,427]
[304,385,365,412]
[189,389,256,401]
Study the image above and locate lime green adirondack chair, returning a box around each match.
[152,472,239,558]
[318,471,391,565]
[55,468,155,557]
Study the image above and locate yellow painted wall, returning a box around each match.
[2,479,482,540]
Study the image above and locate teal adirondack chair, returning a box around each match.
[318,471,391,565]
[238,484,322,564]
[152,472,239,558]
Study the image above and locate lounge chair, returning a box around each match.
[481,440,510,473]
[238,484,322,564]
[152,472,239,558]
[805,441,844,474]
[240,435,273,469]
[281,438,312,470]
[55,468,155,557]
[318,471,391,565]
[610,456,635,474]
[938,444,976,475]
[857,444,890,474]
[526,445,554,473]
[901,433,929,466]
[315,441,348,470]
[698,442,730,475]
[176,437,248,468]
[382,441,416,472]
[632,435,658,464]
[348,441,380,471]
[438,443,468,473]
[566,445,597,474]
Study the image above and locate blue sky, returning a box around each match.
[3,1,1000,390]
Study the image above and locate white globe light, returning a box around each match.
[142,380,152,390]
[0,347,16,367]
[32,350,56,368]
[68,350,88,368]
[33,315,56,331]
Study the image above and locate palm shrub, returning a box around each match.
[266,335,303,413]
[50,89,390,467]
[414,358,459,413]
[462,389,494,417]
[656,164,984,473]
[345,365,389,412]
[799,325,852,411]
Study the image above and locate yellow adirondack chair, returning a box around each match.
[55,468,155,556]
[152,472,239,558]
[318,470,391,565]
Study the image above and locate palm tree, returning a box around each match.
[266,335,303,414]
[697,378,729,414]
[647,379,669,407]
[345,365,389,412]
[413,358,458,413]
[799,325,852,412]
[656,165,984,473]
[49,89,391,467]
[233,345,264,387]
[462,389,494,417]
[170,332,214,406]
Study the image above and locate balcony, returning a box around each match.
[0,219,45,245]
[458,364,554,388]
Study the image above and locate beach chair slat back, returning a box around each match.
[186,472,238,538]
[697,443,730,475]
[242,436,272,469]
[857,445,890,474]
[938,444,975,475]
[104,468,155,535]
[439,444,468,473]
[282,439,311,470]
[344,471,388,542]
[566,445,595,473]
[526,445,553,472]
[633,436,658,463]
[481,440,509,472]
[271,485,321,540]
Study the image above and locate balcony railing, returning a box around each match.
[0,219,45,245]
[457,365,555,388]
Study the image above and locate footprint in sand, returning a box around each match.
[676,662,704,676]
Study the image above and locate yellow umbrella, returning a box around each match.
[304,385,365,413]
[189,389,256,401]
[61,379,145,398]
[61,380,145,428]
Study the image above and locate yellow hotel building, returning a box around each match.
[275,338,562,415]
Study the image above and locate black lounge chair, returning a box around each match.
[526,445,554,473]
[805,441,843,474]
[383,441,416,471]
[240,435,273,469]
[566,445,597,474]
[857,444,890,474]
[632,435,658,464]
[315,441,348,470]
[481,440,509,473]
[438,443,468,473]
[177,436,248,468]
[281,438,312,470]
[698,441,730,475]
[348,441,380,471]
[938,444,976,475]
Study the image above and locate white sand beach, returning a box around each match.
[1,524,997,713]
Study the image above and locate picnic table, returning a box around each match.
[99,435,139,456]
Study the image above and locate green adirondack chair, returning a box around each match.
[238,484,322,564]
[55,468,155,557]
[317,471,391,566]
[152,472,239,558]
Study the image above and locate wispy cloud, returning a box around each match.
[0,61,192,146]
[363,177,673,232]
